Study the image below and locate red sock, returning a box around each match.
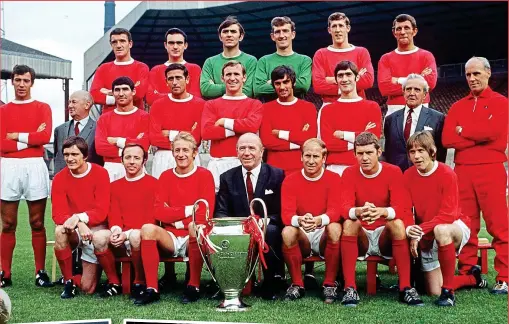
[282,244,303,287]
[72,274,82,289]
[32,229,47,273]
[341,235,358,289]
[55,246,73,281]
[438,243,457,291]
[141,240,159,291]
[323,240,341,286]
[188,237,203,288]
[130,249,145,285]
[95,249,120,285]
[1,232,15,278]
[392,239,411,291]
[453,274,476,290]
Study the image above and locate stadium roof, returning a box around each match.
[84,1,508,84]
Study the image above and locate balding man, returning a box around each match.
[215,133,285,300]
[54,90,103,175]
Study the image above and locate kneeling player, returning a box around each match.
[108,142,157,300]
[404,131,487,306]
[137,132,215,305]
[340,132,423,306]
[52,137,122,298]
[281,138,342,303]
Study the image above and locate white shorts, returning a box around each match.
[300,226,326,257]
[151,150,201,179]
[358,226,392,260]
[75,225,108,264]
[421,219,471,272]
[207,157,241,192]
[103,162,126,182]
[326,164,349,176]
[0,157,50,201]
[167,231,189,259]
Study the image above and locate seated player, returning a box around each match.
[340,132,423,307]
[404,131,487,306]
[108,142,157,300]
[137,132,215,305]
[281,138,342,303]
[52,137,122,298]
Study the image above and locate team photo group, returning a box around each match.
[1,11,507,313]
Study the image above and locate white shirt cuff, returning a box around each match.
[224,118,234,131]
[291,216,300,227]
[118,148,123,157]
[386,207,396,220]
[349,208,358,220]
[289,143,300,150]
[343,131,355,144]
[76,212,89,224]
[319,214,330,226]
[18,133,29,144]
[185,205,194,217]
[225,129,236,138]
[169,130,179,142]
[174,221,185,229]
[397,77,407,85]
[106,95,115,105]
[116,137,127,149]
[278,130,290,141]
[347,142,354,151]
[110,225,122,233]
[16,142,28,151]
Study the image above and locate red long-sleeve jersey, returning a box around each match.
[95,108,150,163]
[281,169,342,226]
[201,95,263,158]
[442,87,508,165]
[312,46,374,102]
[154,166,216,237]
[377,48,437,106]
[52,163,110,227]
[90,60,149,114]
[340,162,413,231]
[260,98,317,171]
[146,62,202,105]
[319,98,382,165]
[0,99,52,158]
[149,94,204,150]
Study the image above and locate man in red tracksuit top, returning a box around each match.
[260,65,317,174]
[404,131,487,307]
[108,143,157,302]
[137,132,216,305]
[52,137,122,299]
[90,28,149,114]
[442,56,508,294]
[340,132,423,307]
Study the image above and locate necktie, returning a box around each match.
[246,171,254,204]
[74,121,80,136]
[403,108,413,142]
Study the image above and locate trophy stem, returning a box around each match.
[216,290,250,312]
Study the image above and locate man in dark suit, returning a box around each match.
[54,90,103,175]
[215,132,285,300]
[384,73,446,172]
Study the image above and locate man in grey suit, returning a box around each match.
[384,74,446,172]
[53,90,103,175]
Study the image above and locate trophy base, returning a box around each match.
[216,297,250,312]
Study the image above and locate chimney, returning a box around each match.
[104,0,116,34]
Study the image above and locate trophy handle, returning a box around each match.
[191,199,218,283]
[249,198,268,238]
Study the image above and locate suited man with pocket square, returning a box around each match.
[384,74,446,172]
[215,132,285,300]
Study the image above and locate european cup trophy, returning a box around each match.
[192,198,268,312]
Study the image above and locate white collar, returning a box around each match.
[338,97,362,103]
[173,165,197,178]
[125,172,146,182]
[301,168,324,182]
[74,115,90,125]
[405,105,423,114]
[169,93,193,103]
[242,163,262,178]
[277,97,298,106]
[222,94,248,100]
[417,160,439,177]
[113,58,135,65]
[70,162,92,178]
[11,98,35,104]
[395,47,419,55]
[360,162,382,179]
[165,60,186,66]
[114,107,138,115]
[221,51,242,59]
[327,45,356,53]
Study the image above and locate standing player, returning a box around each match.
[340,132,423,306]
[442,57,508,294]
[312,12,374,103]
[136,132,215,305]
[260,65,317,174]
[90,28,149,114]
[200,16,257,99]
[201,61,263,191]
[319,61,382,176]
[377,14,437,116]
[281,138,342,303]
[404,131,487,306]
[95,76,150,182]
[0,65,53,287]
[254,16,312,102]
[147,28,201,105]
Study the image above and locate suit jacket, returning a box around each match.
[384,106,446,172]
[215,163,285,226]
[53,117,103,174]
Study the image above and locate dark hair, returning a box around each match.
[392,14,417,30]
[122,142,148,161]
[271,16,296,32]
[62,136,88,158]
[165,63,189,79]
[11,65,35,83]
[222,60,246,76]
[112,76,135,91]
[218,16,245,36]
[406,131,437,161]
[110,28,132,42]
[354,132,380,152]
[334,60,359,80]
[165,28,188,43]
[270,65,296,89]
[328,12,350,27]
